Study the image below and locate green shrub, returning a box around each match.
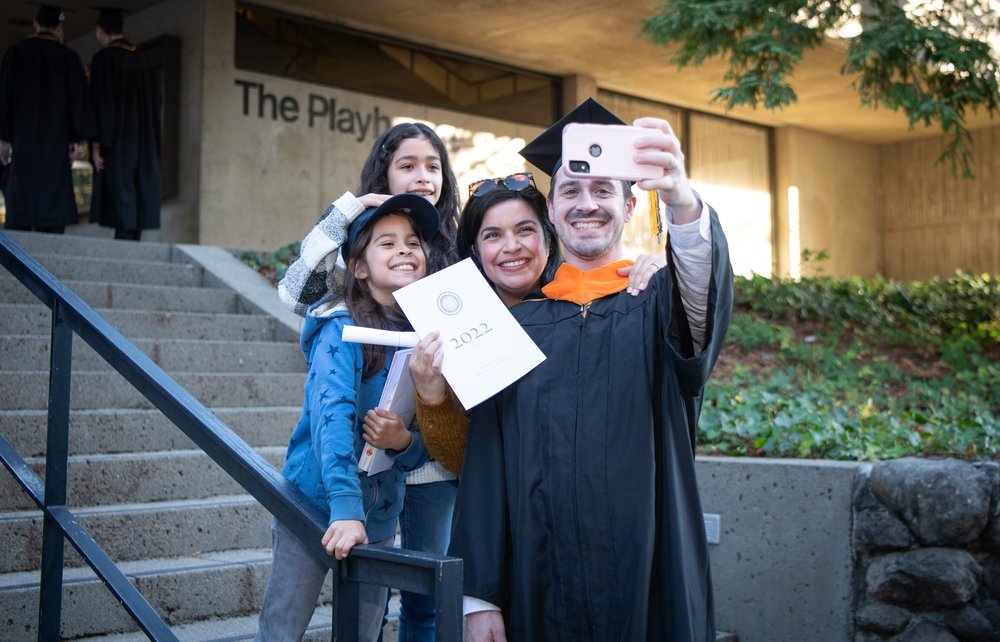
[237,241,300,286]
[708,271,1000,461]
[734,271,1000,345]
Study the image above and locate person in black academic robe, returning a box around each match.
[0,6,95,232]
[89,9,161,240]
[449,98,734,642]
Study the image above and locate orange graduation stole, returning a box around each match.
[541,260,634,305]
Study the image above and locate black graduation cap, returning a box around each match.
[95,6,125,32]
[31,4,65,26]
[518,97,626,177]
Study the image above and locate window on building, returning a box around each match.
[235,3,560,127]
[688,113,774,277]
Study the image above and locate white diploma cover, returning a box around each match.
[393,258,546,409]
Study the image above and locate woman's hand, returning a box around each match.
[619,253,666,296]
[362,408,412,451]
[356,193,392,209]
[322,520,368,560]
[409,331,448,404]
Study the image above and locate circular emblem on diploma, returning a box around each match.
[436,291,462,316]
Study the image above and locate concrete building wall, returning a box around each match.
[774,127,882,278]
[880,125,1000,280]
[697,457,861,642]
[194,1,543,251]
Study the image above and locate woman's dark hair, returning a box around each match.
[456,186,562,291]
[358,123,460,273]
[338,213,427,378]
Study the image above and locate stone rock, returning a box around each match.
[855,508,916,553]
[855,465,883,511]
[979,597,1000,636]
[927,605,996,642]
[867,548,982,607]
[856,633,889,642]
[982,462,1000,551]
[981,556,1000,598]
[891,620,958,642]
[856,601,913,634]
[869,458,991,546]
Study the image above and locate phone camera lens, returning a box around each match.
[588,144,602,158]
[569,161,590,174]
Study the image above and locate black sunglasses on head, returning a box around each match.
[468,172,536,198]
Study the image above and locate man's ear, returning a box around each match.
[623,194,637,223]
[547,200,556,225]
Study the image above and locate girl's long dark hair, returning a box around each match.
[358,122,460,271]
[339,214,426,378]
[457,186,562,290]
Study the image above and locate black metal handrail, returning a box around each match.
[0,230,463,641]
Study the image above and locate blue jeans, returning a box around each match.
[256,518,391,642]
[398,480,458,642]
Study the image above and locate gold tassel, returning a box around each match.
[647,190,663,243]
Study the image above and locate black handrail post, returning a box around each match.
[434,556,463,641]
[333,565,361,642]
[38,299,73,641]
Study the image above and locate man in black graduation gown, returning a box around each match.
[0,5,95,233]
[89,8,161,240]
[449,98,734,641]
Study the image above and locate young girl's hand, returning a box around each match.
[362,408,412,451]
[322,520,368,560]
[356,193,392,209]
[620,252,666,296]
[409,331,448,404]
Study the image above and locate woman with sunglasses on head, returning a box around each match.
[411,171,664,475]
[461,173,562,306]
[275,122,461,642]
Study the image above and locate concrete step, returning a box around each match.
[0,495,272,573]
[73,595,406,641]
[0,370,306,410]
[0,547,279,640]
[0,336,304,373]
[0,406,299,458]
[4,229,176,263]
[0,276,241,314]
[0,447,286,511]
[0,304,286,341]
[73,607,337,641]
[26,253,205,288]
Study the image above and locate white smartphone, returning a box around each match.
[561,123,663,181]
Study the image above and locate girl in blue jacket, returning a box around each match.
[256,193,440,642]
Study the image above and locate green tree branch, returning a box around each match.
[642,0,1000,178]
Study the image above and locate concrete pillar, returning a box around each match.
[561,75,598,114]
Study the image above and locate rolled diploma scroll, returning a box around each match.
[341,326,419,348]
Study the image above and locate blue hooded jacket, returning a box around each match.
[281,298,429,543]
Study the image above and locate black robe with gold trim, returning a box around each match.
[89,38,161,233]
[449,209,733,641]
